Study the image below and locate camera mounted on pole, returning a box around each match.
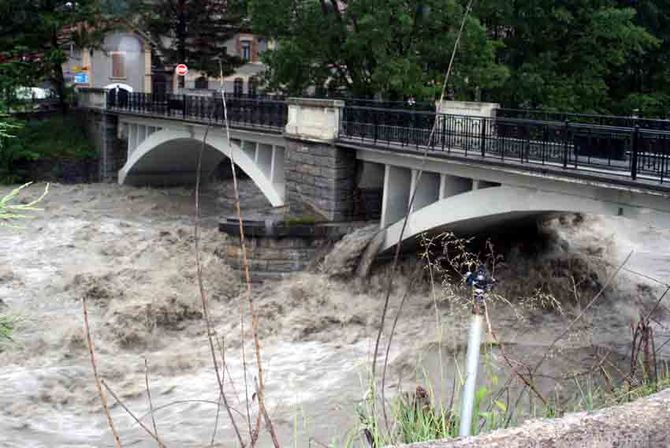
[465,264,495,315]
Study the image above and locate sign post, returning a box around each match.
[176,64,188,88]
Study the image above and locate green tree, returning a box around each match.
[477,0,657,113]
[608,0,670,116]
[250,0,509,100]
[132,0,246,77]
[0,0,108,113]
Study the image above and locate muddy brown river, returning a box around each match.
[1,181,669,447]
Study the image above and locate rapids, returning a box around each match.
[1,181,669,447]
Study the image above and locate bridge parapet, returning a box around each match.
[284,98,355,220]
[103,90,288,132]
[435,100,499,118]
[285,97,344,141]
[76,87,107,110]
[341,103,670,184]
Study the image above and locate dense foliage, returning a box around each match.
[0,116,95,183]
[130,0,246,77]
[250,0,508,99]
[0,0,109,112]
[250,0,669,116]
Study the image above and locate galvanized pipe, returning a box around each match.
[459,312,484,437]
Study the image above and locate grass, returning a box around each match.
[345,356,670,447]
[339,232,670,447]
[284,214,321,226]
[0,182,48,226]
[0,315,15,342]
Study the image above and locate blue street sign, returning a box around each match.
[74,73,89,84]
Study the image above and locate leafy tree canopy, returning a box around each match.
[250,0,509,100]
[0,0,111,111]
[130,0,247,77]
[478,0,657,114]
[251,0,663,115]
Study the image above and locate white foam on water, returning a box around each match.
[1,182,669,447]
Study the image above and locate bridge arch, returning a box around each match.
[118,127,285,207]
[380,185,670,252]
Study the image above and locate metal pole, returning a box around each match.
[459,266,494,438]
[459,307,483,437]
[631,124,640,180]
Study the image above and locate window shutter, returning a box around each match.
[251,39,258,62]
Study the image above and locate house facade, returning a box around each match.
[64,30,152,93]
[65,29,270,96]
[174,32,271,95]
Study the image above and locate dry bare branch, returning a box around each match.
[102,379,167,448]
[81,295,123,448]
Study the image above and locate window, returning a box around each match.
[248,77,258,97]
[241,40,251,62]
[233,78,243,96]
[111,52,125,79]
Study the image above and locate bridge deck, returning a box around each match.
[340,136,670,194]
[101,90,670,193]
[341,106,670,190]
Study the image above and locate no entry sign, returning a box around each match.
[176,64,188,76]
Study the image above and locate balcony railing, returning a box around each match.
[341,105,670,184]
[106,91,288,132]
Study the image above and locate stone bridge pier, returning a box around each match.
[284,98,357,220]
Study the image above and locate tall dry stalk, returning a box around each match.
[372,0,476,433]
[81,295,123,447]
[219,88,280,447]
[102,379,167,447]
[193,124,246,446]
[144,358,159,446]
[532,251,633,375]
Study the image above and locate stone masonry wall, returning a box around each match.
[285,138,356,221]
[218,236,330,282]
[81,110,126,182]
[398,388,670,448]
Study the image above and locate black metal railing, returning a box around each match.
[106,91,288,131]
[341,105,670,184]
[498,108,670,131]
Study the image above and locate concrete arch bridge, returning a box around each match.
[117,116,286,207]
[78,90,670,258]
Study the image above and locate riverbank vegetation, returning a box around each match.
[342,232,670,446]
[1,182,48,344]
[0,115,95,183]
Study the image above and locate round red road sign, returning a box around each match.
[176,63,188,76]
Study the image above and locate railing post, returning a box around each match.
[441,114,446,152]
[373,110,378,144]
[183,94,187,118]
[563,119,570,168]
[631,124,640,180]
[480,118,487,157]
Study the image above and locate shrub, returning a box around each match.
[1,115,95,183]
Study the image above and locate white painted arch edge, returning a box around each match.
[381,185,670,252]
[118,127,285,207]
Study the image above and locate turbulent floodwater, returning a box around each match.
[1,181,670,447]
